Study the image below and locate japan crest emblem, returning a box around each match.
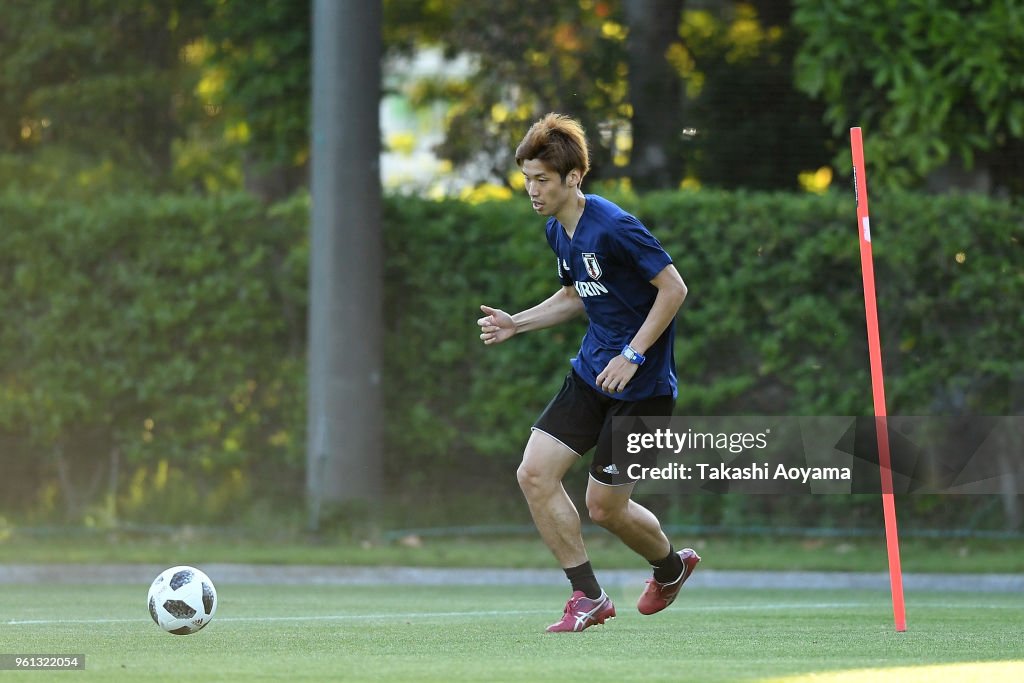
[582,253,602,280]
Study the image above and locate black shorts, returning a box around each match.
[532,370,675,485]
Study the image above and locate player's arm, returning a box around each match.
[478,285,584,345]
[595,264,686,393]
[626,264,687,355]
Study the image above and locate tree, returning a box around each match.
[202,0,311,202]
[0,0,311,200]
[624,0,687,191]
[793,0,1024,195]
[678,1,833,191]
[0,0,209,189]
[385,0,831,192]
[385,0,632,186]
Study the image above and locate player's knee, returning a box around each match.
[587,499,624,528]
[517,461,550,497]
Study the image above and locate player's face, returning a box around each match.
[521,159,578,217]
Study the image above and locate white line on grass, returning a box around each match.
[6,610,552,626]
[7,600,1019,627]
[5,602,873,626]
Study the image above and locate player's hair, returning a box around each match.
[515,113,590,182]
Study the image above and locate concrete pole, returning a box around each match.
[307,0,382,528]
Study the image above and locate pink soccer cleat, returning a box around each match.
[546,590,616,632]
[637,548,701,615]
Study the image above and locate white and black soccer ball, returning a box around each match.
[147,566,218,635]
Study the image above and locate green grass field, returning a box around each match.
[2,583,1022,682]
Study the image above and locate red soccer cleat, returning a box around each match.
[637,548,701,615]
[546,590,616,632]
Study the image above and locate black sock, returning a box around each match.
[650,545,684,584]
[564,561,602,599]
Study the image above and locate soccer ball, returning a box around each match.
[147,566,218,635]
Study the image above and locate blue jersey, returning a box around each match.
[545,194,677,401]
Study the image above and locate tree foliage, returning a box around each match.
[793,0,1024,194]
[3,1,1020,196]
[201,0,311,200]
[681,2,833,190]
[0,0,209,189]
[385,0,831,191]
[385,0,633,185]
[0,0,312,199]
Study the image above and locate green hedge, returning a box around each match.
[0,192,308,523]
[1,188,1021,525]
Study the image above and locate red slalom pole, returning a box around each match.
[850,127,907,632]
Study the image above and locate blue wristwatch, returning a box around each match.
[621,345,646,365]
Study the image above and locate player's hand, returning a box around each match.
[478,305,516,345]
[596,354,640,394]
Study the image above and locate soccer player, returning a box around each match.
[477,113,700,632]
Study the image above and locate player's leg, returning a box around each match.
[524,371,617,632]
[585,403,674,558]
[519,430,615,632]
[517,429,587,568]
[585,467,700,616]
[587,400,701,615]
[584,478,671,560]
[524,371,606,571]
